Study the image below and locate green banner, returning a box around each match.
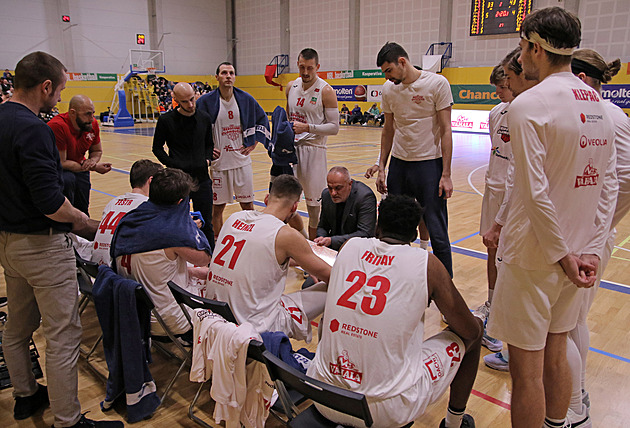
[97,73,117,81]
[353,69,384,78]
[451,84,500,105]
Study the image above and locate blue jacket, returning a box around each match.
[268,105,297,166]
[92,265,161,422]
[196,87,270,148]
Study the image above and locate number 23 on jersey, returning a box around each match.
[336,270,391,316]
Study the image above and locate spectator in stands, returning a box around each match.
[348,104,362,124]
[39,106,59,123]
[3,69,13,82]
[1,76,11,93]
[339,103,350,123]
[362,103,381,126]
[1,91,11,104]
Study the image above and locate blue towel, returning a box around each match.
[268,105,297,166]
[110,197,211,264]
[261,331,312,374]
[196,87,270,148]
[92,265,161,422]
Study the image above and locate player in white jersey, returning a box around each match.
[91,159,162,265]
[375,42,455,277]
[114,169,212,343]
[200,63,267,236]
[211,175,331,342]
[308,195,482,428]
[486,8,618,428]
[483,46,540,372]
[286,48,340,240]
[475,64,514,354]
[562,49,630,427]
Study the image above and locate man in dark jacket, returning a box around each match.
[314,166,377,250]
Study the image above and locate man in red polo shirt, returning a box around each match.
[48,95,111,215]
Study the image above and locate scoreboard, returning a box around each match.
[470,0,533,36]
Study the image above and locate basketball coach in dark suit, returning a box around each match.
[314,166,377,251]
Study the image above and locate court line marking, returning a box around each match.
[471,389,511,410]
[467,164,486,196]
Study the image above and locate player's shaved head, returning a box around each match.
[69,94,92,110]
[173,82,196,115]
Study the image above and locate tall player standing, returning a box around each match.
[286,48,340,239]
[486,8,617,428]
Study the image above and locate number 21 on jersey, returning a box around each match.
[213,234,246,270]
[336,270,391,316]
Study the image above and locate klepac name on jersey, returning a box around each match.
[572,88,600,102]
[575,160,599,188]
[221,124,242,141]
[451,115,474,129]
[329,318,379,339]
[579,113,604,124]
[329,350,363,384]
[579,135,607,149]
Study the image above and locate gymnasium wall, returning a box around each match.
[0,0,226,76]
[234,0,630,74]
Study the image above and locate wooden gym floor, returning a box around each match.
[1,123,629,427]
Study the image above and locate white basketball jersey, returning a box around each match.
[309,237,429,400]
[91,192,148,266]
[212,95,251,171]
[116,249,190,335]
[486,101,512,191]
[211,210,289,332]
[287,77,330,147]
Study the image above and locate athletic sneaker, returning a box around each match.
[439,413,475,427]
[484,352,509,372]
[475,301,491,319]
[567,407,592,428]
[14,383,49,420]
[482,332,503,352]
[0,296,7,307]
[59,413,124,427]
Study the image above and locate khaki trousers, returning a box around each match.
[0,231,82,427]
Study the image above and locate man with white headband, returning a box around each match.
[486,7,617,428]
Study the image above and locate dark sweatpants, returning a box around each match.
[190,178,215,252]
[387,156,453,277]
[62,170,91,216]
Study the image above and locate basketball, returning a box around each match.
[354,85,367,101]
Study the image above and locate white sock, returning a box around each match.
[566,336,585,414]
[445,407,464,428]
[543,416,566,427]
[419,239,430,250]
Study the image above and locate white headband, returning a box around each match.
[523,32,577,56]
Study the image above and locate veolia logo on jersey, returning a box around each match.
[579,135,607,149]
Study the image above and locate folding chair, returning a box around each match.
[75,252,107,381]
[167,280,266,428]
[131,282,193,407]
[262,350,416,428]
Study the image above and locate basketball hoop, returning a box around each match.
[147,67,157,75]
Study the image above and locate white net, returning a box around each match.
[129,49,165,73]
